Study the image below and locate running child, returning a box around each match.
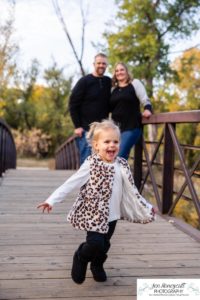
[37,119,155,284]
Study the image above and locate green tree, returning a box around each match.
[104,0,200,97]
[0,5,18,89]
[1,86,22,126]
[37,62,73,153]
[2,59,39,129]
[3,61,73,155]
[3,59,40,130]
[0,2,19,115]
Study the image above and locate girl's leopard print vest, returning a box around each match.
[67,154,154,233]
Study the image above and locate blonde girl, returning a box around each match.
[37,119,155,285]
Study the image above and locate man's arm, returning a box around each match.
[69,76,87,129]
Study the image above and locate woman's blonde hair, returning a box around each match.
[112,62,132,87]
[86,119,120,151]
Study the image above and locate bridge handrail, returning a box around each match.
[55,134,79,170]
[134,109,200,229]
[142,110,200,124]
[0,118,16,178]
[55,110,200,229]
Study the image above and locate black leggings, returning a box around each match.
[78,221,117,261]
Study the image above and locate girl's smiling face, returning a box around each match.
[93,128,120,163]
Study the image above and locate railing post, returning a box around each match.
[0,119,16,177]
[162,123,175,213]
[134,134,143,190]
[0,126,2,177]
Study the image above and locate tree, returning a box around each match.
[171,48,200,111]
[0,1,18,89]
[157,48,200,111]
[2,59,40,130]
[38,62,73,153]
[3,61,73,155]
[18,59,40,130]
[52,0,88,76]
[156,48,200,165]
[104,0,200,97]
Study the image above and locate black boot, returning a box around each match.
[90,253,107,282]
[71,244,88,284]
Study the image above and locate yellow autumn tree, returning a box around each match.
[172,48,200,110]
[0,6,18,89]
[156,48,200,229]
[155,48,200,111]
[170,48,200,153]
[155,48,200,146]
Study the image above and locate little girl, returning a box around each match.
[37,119,155,284]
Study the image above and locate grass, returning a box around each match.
[17,157,55,169]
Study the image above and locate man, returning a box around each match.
[69,53,111,164]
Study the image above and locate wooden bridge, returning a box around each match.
[0,168,200,300]
[0,111,200,299]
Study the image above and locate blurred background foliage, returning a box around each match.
[0,0,199,158]
[0,0,200,228]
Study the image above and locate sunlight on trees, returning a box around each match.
[0,11,18,88]
[104,0,200,98]
[1,0,200,159]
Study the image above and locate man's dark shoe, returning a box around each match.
[71,250,88,284]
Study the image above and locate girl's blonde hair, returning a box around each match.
[86,119,120,151]
[112,62,132,87]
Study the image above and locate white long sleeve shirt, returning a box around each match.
[132,79,151,108]
[45,159,123,222]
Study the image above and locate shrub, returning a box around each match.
[12,128,52,158]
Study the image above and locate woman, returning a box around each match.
[110,62,152,160]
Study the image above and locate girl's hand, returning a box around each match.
[152,207,158,216]
[37,202,52,213]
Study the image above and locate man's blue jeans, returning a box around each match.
[119,128,142,160]
[75,131,91,165]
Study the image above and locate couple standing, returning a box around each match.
[69,53,152,165]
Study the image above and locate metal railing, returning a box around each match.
[0,118,16,178]
[55,110,200,230]
[55,135,80,170]
[134,110,200,229]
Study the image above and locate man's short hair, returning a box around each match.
[94,53,107,60]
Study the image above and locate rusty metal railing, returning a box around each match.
[55,135,80,170]
[55,110,200,231]
[134,110,200,230]
[0,118,16,178]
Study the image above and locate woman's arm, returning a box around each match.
[132,79,152,115]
